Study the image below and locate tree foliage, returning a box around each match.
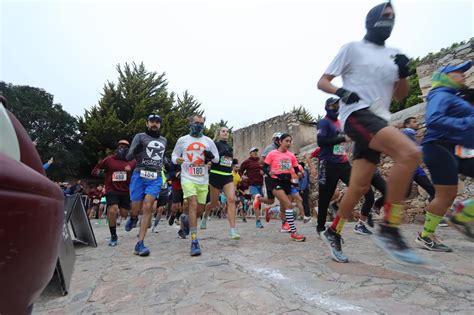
[0,82,83,179]
[79,62,204,174]
[390,58,424,113]
[291,105,316,124]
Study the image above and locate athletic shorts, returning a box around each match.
[181,180,209,204]
[423,141,474,185]
[264,176,275,200]
[290,187,299,195]
[344,108,388,165]
[105,191,131,210]
[129,171,163,202]
[266,178,292,195]
[172,189,183,204]
[209,173,233,190]
[157,191,169,207]
[249,185,263,196]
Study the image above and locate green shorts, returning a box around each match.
[181,180,209,204]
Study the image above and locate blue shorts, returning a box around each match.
[290,187,299,195]
[249,185,263,196]
[129,171,163,202]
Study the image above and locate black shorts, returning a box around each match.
[105,192,131,210]
[172,189,183,204]
[157,191,169,207]
[264,176,275,200]
[266,177,292,195]
[209,173,233,190]
[423,141,474,185]
[344,108,388,164]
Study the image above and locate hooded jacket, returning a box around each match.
[421,87,474,148]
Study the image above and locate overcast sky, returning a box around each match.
[1,0,473,129]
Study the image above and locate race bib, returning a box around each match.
[112,171,127,182]
[279,160,291,171]
[333,144,346,155]
[140,169,158,180]
[219,156,233,167]
[189,165,205,177]
[455,145,474,159]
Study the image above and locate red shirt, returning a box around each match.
[239,156,263,185]
[92,155,136,193]
[311,147,321,158]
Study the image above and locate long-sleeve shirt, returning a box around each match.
[239,156,263,185]
[126,132,167,172]
[91,154,137,193]
[317,117,349,163]
[171,134,219,185]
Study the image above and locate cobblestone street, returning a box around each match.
[34,218,474,314]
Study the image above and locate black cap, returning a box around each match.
[325,97,339,106]
[146,114,162,122]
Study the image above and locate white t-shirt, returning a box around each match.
[324,40,401,128]
[171,134,219,185]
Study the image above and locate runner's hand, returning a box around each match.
[176,157,185,165]
[394,54,410,79]
[336,88,360,105]
[203,150,214,163]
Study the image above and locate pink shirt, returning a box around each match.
[264,149,298,179]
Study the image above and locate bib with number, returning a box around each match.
[219,156,233,167]
[333,144,346,155]
[279,160,291,171]
[455,145,474,159]
[140,169,158,180]
[112,171,127,182]
[189,165,205,177]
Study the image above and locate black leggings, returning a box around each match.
[360,171,387,216]
[406,174,435,201]
[299,189,310,217]
[317,161,374,229]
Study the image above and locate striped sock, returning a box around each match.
[330,214,346,234]
[384,202,403,227]
[285,209,297,233]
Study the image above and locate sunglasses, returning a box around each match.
[147,114,162,121]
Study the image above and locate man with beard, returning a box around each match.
[317,1,424,264]
[92,140,137,246]
[125,114,167,256]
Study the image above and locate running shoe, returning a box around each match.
[438,218,449,227]
[229,231,241,240]
[447,215,474,240]
[354,222,372,235]
[134,240,150,256]
[168,214,175,226]
[253,194,261,210]
[200,218,207,230]
[178,229,186,239]
[321,227,348,263]
[373,225,425,265]
[256,220,264,229]
[125,216,138,232]
[108,235,118,247]
[415,233,452,252]
[290,232,306,242]
[151,225,159,233]
[316,226,326,236]
[280,221,291,233]
[367,213,374,228]
[265,207,271,222]
[190,240,202,256]
[303,216,311,224]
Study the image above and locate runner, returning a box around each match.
[417,61,474,250]
[91,140,136,246]
[317,2,424,264]
[125,114,167,256]
[169,162,184,228]
[201,126,240,239]
[152,169,170,233]
[402,117,435,201]
[264,133,306,241]
[171,115,219,256]
[239,147,265,228]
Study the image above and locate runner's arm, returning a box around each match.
[171,138,184,164]
[91,157,107,176]
[209,140,220,163]
[126,134,140,161]
[393,79,409,101]
[317,74,338,94]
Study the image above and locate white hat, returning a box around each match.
[249,147,258,153]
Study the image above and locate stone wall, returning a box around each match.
[416,38,474,98]
[233,113,316,164]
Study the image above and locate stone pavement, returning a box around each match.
[34,218,474,314]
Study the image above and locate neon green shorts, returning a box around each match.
[181,180,209,204]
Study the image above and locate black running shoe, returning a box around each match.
[373,225,425,265]
[415,233,452,252]
[321,227,348,263]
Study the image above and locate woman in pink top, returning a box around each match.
[264,133,306,242]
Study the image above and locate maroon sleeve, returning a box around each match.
[239,160,247,176]
[91,157,108,176]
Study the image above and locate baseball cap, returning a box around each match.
[117,139,130,146]
[146,114,162,122]
[272,132,283,139]
[437,61,472,74]
[325,97,340,106]
[249,147,258,153]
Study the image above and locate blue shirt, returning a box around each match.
[317,117,348,163]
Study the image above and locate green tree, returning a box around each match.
[205,119,233,144]
[0,82,83,179]
[79,62,203,173]
[291,105,316,124]
[390,58,423,113]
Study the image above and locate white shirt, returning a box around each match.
[171,134,219,185]
[324,40,401,127]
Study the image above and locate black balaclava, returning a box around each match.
[116,147,129,160]
[364,2,394,46]
[325,97,339,121]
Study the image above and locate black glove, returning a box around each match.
[203,150,215,163]
[394,54,410,79]
[133,143,143,155]
[97,169,105,177]
[335,88,360,105]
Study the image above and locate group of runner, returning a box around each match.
[91,1,473,264]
